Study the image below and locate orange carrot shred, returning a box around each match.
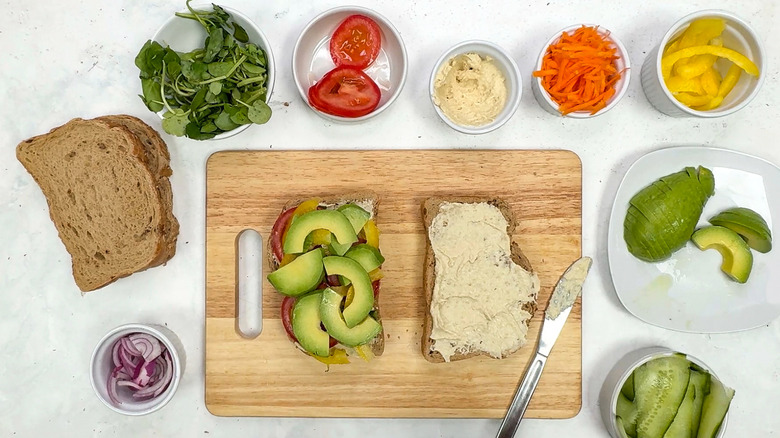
[534,25,625,115]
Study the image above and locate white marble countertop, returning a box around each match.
[2,0,779,436]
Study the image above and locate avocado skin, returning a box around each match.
[624,166,715,262]
[691,225,753,283]
[709,207,772,253]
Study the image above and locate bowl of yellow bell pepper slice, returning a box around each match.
[640,10,764,117]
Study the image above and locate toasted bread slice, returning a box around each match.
[16,118,171,291]
[267,192,384,357]
[96,115,178,267]
[421,197,538,363]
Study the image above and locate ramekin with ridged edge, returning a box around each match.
[599,347,728,438]
[640,10,765,118]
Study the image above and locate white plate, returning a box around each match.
[608,146,780,333]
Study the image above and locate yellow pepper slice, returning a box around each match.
[363,219,380,248]
[369,268,384,282]
[311,348,350,366]
[699,67,722,96]
[692,64,742,111]
[666,75,705,95]
[677,18,726,48]
[279,253,297,267]
[674,92,714,107]
[662,45,759,79]
[307,229,332,246]
[293,198,320,217]
[354,344,375,362]
[344,285,355,307]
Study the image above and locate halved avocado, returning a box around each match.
[337,204,371,233]
[267,248,324,296]
[283,210,357,255]
[323,256,373,327]
[710,207,772,253]
[320,288,381,346]
[345,244,385,273]
[691,226,753,283]
[291,292,329,357]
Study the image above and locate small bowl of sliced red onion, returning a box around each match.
[89,323,184,415]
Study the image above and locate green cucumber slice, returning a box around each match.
[696,376,734,438]
[690,369,712,438]
[616,392,638,437]
[634,354,692,438]
[663,379,695,438]
[621,373,635,401]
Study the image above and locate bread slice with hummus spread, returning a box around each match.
[421,197,540,363]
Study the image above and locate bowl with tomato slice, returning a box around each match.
[292,6,408,122]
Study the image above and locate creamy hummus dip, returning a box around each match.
[433,52,508,127]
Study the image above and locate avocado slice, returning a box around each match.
[291,292,330,357]
[319,288,381,346]
[323,256,373,327]
[710,207,772,253]
[267,248,325,296]
[283,210,357,255]
[337,204,371,233]
[345,244,385,273]
[691,226,753,283]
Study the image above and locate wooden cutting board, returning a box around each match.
[205,150,582,418]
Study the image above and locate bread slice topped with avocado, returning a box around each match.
[421,197,540,363]
[266,194,385,365]
[16,116,179,292]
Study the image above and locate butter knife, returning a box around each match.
[495,256,593,438]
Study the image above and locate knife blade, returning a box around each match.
[495,256,592,438]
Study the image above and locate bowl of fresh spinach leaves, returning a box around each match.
[135,1,274,140]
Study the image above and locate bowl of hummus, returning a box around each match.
[429,40,521,134]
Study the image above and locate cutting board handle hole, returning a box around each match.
[236,229,263,339]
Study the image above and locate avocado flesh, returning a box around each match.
[320,288,381,346]
[267,248,324,296]
[710,207,772,253]
[691,226,753,283]
[283,210,357,255]
[337,204,371,233]
[291,292,330,357]
[345,244,385,272]
[624,166,714,262]
[323,256,373,328]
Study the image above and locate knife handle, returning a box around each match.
[495,352,548,438]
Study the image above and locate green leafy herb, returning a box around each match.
[135,0,272,140]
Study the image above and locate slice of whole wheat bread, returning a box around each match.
[96,115,178,267]
[420,197,538,363]
[266,192,384,357]
[16,118,170,291]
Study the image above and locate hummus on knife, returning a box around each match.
[433,53,508,127]
[428,202,540,361]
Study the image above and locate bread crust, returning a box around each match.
[420,197,538,363]
[266,192,384,357]
[97,115,179,267]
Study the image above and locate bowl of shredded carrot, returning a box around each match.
[532,24,630,118]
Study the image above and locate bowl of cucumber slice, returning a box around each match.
[600,347,734,438]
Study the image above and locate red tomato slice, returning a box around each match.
[280,296,297,343]
[372,280,380,300]
[270,207,296,261]
[329,14,382,69]
[308,67,381,118]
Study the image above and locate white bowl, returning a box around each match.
[429,40,522,134]
[532,25,630,118]
[292,6,408,123]
[599,347,728,438]
[90,323,185,416]
[640,10,765,118]
[152,4,275,139]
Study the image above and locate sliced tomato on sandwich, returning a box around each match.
[270,207,296,261]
